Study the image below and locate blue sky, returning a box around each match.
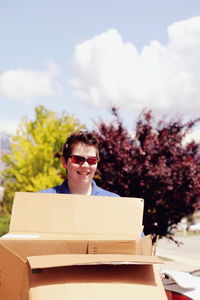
[0,0,200,138]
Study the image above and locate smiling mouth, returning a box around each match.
[77,171,89,175]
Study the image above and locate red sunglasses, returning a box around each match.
[69,155,98,165]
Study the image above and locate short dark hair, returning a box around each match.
[62,131,99,162]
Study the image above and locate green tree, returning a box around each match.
[2,105,84,215]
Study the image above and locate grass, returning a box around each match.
[175,231,200,237]
[0,214,10,237]
[158,256,174,262]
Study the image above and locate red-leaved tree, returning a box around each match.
[94,108,200,241]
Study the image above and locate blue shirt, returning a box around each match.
[39,179,144,236]
[39,179,120,197]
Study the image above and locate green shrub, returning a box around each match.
[0,214,10,237]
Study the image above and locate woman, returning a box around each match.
[40,131,119,196]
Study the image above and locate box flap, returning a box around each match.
[29,264,167,300]
[9,192,144,236]
[0,242,28,299]
[27,254,162,269]
[2,232,141,240]
[0,236,152,258]
[0,239,87,260]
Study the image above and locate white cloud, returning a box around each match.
[0,61,61,102]
[0,118,19,135]
[70,16,200,117]
[183,128,200,144]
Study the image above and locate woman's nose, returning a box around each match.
[81,160,89,167]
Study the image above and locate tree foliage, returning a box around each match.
[2,105,84,214]
[95,108,200,240]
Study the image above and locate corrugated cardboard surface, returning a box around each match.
[8,192,144,237]
[29,263,166,300]
[27,254,161,269]
[0,242,29,300]
[0,234,152,256]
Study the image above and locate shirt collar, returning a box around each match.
[61,179,96,195]
[59,179,70,193]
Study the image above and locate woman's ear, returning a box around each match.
[61,156,67,169]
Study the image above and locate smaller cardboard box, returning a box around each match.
[0,245,166,300]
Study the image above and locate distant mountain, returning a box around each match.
[0,131,11,154]
[0,132,11,177]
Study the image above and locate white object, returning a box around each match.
[162,268,200,300]
[189,223,200,232]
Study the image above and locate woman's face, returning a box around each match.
[62,142,98,187]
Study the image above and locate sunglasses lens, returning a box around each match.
[70,155,97,165]
[71,155,85,164]
[87,157,97,165]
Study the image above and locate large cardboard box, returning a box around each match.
[0,192,167,299]
[4,192,144,236]
[2,192,151,255]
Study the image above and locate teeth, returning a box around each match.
[78,171,89,175]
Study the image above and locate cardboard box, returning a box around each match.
[2,192,151,255]
[4,192,144,237]
[0,192,167,299]
[0,244,166,300]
